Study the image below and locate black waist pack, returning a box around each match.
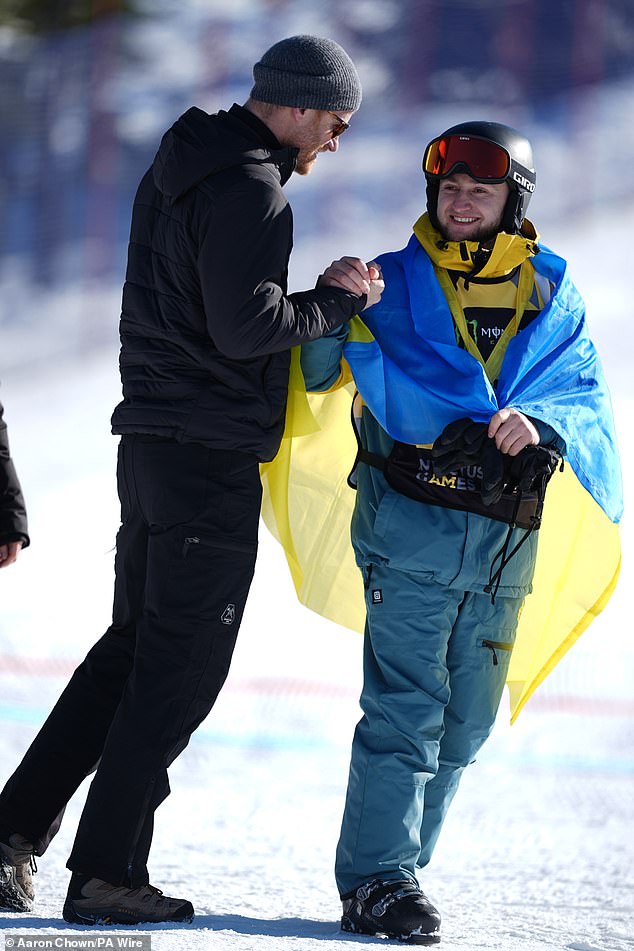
[356,442,544,529]
[350,413,561,602]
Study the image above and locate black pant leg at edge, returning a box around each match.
[67,438,261,886]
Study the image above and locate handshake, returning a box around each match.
[318,257,384,310]
[431,417,561,507]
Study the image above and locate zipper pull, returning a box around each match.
[182,536,200,557]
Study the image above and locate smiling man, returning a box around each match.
[0,35,386,927]
[296,120,620,943]
[436,173,509,243]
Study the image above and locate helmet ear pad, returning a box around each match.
[425,177,531,236]
[500,184,530,234]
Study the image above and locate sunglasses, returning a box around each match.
[423,134,511,182]
[328,111,350,138]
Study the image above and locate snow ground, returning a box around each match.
[1,223,633,949]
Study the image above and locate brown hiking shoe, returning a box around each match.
[0,833,37,912]
[62,873,194,925]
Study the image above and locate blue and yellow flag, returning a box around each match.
[261,236,622,722]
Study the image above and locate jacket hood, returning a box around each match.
[152,106,298,201]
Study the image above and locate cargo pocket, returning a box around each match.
[480,639,514,668]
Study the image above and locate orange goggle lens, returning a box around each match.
[423,134,511,182]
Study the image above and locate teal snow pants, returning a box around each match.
[335,560,523,896]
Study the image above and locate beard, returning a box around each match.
[437,219,502,244]
[293,148,319,176]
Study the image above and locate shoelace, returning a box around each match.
[10,846,37,874]
[144,884,164,900]
[124,883,164,901]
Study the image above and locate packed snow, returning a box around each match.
[1,239,632,951]
[1,10,633,945]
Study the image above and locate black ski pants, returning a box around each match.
[0,434,261,886]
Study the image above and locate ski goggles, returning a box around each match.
[423,134,511,183]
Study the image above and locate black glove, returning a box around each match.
[431,418,560,508]
[483,444,561,506]
[431,418,489,476]
[504,445,561,494]
[432,417,507,505]
[480,438,507,506]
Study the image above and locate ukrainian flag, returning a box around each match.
[261,238,622,723]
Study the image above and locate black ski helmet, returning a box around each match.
[423,120,536,235]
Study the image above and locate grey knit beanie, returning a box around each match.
[250,35,362,113]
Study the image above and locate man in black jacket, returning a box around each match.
[0,35,383,925]
[0,396,29,568]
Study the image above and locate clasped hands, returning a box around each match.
[318,256,384,310]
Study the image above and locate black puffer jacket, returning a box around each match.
[111,104,363,461]
[0,398,29,548]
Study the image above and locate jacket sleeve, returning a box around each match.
[300,322,350,392]
[528,416,567,455]
[0,400,29,548]
[197,178,364,359]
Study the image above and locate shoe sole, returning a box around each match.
[0,867,33,913]
[63,899,194,926]
[341,914,441,945]
[0,896,33,913]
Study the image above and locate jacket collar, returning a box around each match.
[227,103,298,185]
[228,103,282,150]
[413,212,540,278]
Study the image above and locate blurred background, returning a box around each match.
[0,3,633,946]
[2,0,634,374]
